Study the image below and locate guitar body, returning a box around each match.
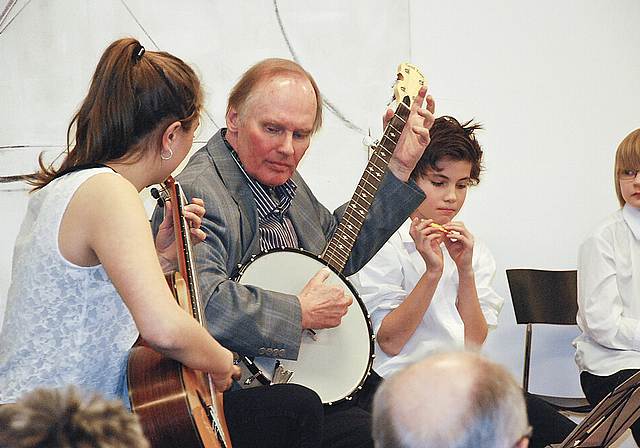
[127,344,228,448]
[127,178,232,448]
[235,248,374,405]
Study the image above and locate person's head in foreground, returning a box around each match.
[0,387,149,448]
[372,351,531,448]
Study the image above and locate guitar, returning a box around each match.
[127,177,232,448]
[235,63,427,404]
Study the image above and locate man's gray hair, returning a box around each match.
[372,351,530,448]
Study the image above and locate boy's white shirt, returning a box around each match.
[574,204,640,375]
[350,218,504,378]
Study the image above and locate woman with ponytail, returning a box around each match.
[0,38,325,448]
[0,38,241,403]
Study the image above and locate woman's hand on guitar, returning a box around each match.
[156,198,206,273]
[298,268,353,330]
[208,348,242,392]
[386,86,436,182]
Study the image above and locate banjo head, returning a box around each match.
[236,248,374,404]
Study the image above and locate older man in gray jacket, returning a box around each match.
[152,57,434,447]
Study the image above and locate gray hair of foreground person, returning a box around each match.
[372,351,531,448]
[0,387,149,448]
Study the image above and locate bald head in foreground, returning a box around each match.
[372,351,531,448]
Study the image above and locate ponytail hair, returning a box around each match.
[29,38,203,190]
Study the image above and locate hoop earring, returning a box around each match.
[161,148,173,160]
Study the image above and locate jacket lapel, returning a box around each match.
[207,131,262,265]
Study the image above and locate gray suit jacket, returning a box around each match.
[152,129,425,359]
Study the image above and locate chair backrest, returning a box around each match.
[506,268,591,412]
[506,268,578,326]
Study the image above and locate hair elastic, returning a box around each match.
[133,44,145,63]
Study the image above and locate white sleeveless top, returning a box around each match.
[0,168,138,403]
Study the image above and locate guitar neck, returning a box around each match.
[168,179,206,327]
[323,96,412,273]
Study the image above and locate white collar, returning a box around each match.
[622,203,640,240]
[399,218,415,243]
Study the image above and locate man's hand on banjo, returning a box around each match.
[298,268,353,330]
[386,86,436,183]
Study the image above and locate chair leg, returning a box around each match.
[523,323,532,392]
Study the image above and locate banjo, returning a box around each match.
[235,63,426,404]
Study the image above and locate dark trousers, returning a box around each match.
[223,371,576,448]
[581,369,640,446]
[223,375,379,448]
[224,384,324,448]
[321,371,382,448]
[224,373,380,448]
[524,392,577,448]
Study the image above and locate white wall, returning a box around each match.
[2,0,640,401]
[405,1,640,398]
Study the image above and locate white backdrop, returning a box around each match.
[2,0,640,410]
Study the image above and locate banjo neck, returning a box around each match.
[322,95,412,273]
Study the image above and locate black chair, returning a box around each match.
[506,268,593,414]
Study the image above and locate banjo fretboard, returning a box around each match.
[322,95,412,273]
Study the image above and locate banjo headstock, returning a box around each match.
[392,62,427,107]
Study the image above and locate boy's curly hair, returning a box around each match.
[0,387,149,448]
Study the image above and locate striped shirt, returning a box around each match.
[223,133,299,251]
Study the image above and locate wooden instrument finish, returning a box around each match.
[127,177,232,448]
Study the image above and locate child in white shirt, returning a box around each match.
[575,128,640,445]
[352,115,576,448]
